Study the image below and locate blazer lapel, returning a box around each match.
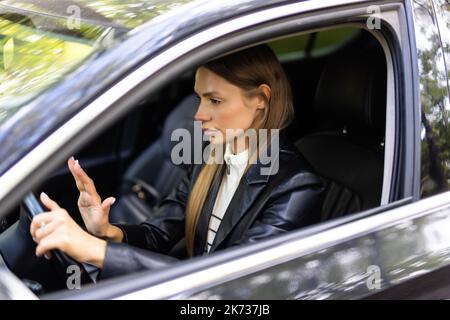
[197,133,285,254]
[209,160,274,252]
[193,165,226,255]
[209,183,265,252]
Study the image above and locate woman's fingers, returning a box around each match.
[68,157,97,195]
[101,197,116,215]
[69,157,98,196]
[40,192,61,211]
[30,194,65,241]
[35,234,64,257]
[31,209,72,257]
[30,202,106,266]
[34,219,58,243]
[30,211,57,239]
[68,157,85,192]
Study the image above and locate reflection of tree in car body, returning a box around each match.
[415,0,450,197]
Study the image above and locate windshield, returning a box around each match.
[0,0,195,125]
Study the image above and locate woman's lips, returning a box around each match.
[203,129,220,137]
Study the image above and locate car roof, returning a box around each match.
[0,0,301,176]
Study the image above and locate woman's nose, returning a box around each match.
[194,102,210,122]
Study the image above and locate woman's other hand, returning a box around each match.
[30,192,106,268]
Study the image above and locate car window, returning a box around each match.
[0,9,107,124]
[432,0,450,74]
[269,27,360,61]
[413,0,450,198]
[0,0,197,125]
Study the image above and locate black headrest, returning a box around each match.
[162,94,199,158]
[314,51,387,136]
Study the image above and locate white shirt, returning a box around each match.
[205,143,249,253]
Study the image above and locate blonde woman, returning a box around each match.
[30,44,325,279]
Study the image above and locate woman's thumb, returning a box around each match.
[101,197,116,214]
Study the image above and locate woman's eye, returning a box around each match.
[210,98,221,105]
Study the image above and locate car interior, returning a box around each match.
[0,25,388,295]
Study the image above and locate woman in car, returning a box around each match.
[29,44,325,279]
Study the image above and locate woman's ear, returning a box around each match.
[257,84,271,110]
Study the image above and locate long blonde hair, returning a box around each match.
[185,44,294,256]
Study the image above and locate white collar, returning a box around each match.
[224,143,248,167]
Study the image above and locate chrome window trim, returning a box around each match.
[349,3,406,206]
[380,38,396,206]
[363,6,402,205]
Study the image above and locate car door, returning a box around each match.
[32,0,443,300]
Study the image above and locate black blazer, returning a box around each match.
[100,135,325,279]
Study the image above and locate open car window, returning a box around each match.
[269,26,360,61]
[27,25,390,295]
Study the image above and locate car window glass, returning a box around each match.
[0,9,107,124]
[413,0,450,198]
[269,27,359,61]
[0,0,201,125]
[432,0,450,76]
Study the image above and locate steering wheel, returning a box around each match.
[22,193,94,286]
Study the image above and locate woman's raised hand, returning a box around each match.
[67,157,116,238]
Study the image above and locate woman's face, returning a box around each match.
[194,67,267,147]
